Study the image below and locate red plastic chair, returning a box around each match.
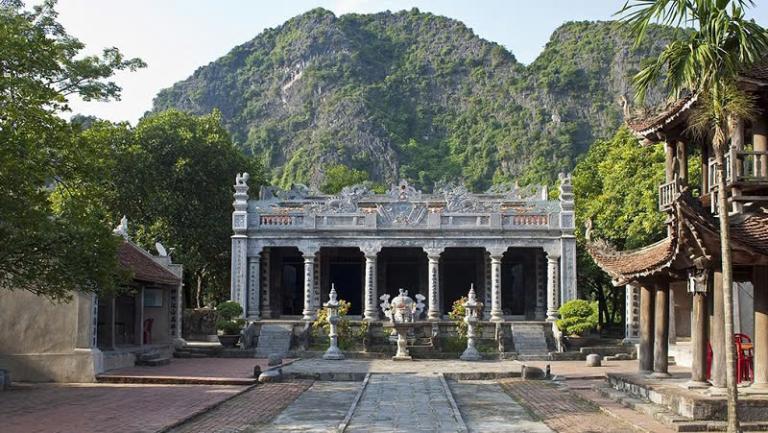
[143,318,154,344]
[734,333,754,383]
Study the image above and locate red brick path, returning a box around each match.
[501,379,660,433]
[167,380,313,433]
[0,383,247,433]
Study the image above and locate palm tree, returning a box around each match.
[618,1,768,432]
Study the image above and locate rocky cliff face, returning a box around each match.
[153,8,672,190]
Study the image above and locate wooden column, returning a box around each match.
[710,271,727,388]
[754,116,768,178]
[690,291,709,386]
[665,142,675,181]
[754,266,768,387]
[652,281,671,377]
[701,140,710,193]
[639,283,655,373]
[677,140,688,184]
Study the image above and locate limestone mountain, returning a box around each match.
[152,8,673,190]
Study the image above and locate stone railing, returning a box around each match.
[259,214,304,226]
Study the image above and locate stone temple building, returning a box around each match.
[229,175,576,339]
[589,64,768,389]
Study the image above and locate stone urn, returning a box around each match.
[380,288,425,361]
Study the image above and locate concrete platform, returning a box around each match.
[280,358,524,381]
[96,357,293,385]
[607,372,768,422]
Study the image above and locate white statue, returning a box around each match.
[113,216,129,238]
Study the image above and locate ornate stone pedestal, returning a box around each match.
[323,287,344,361]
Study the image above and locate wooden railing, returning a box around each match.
[658,180,678,211]
[707,150,768,189]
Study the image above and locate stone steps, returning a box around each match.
[256,324,293,357]
[510,323,550,356]
[595,383,768,432]
[136,351,171,366]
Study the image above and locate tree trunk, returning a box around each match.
[714,137,741,433]
[195,273,203,309]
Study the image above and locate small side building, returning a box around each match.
[0,224,184,382]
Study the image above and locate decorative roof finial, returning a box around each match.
[113,216,129,239]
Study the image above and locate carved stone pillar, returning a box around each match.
[300,247,319,321]
[230,237,248,312]
[363,247,379,321]
[535,251,547,320]
[247,255,261,320]
[426,248,444,321]
[546,253,560,321]
[261,248,272,319]
[489,249,505,322]
[623,284,640,343]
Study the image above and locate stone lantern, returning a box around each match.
[322,285,344,360]
[460,285,483,361]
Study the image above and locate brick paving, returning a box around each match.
[0,383,247,433]
[168,380,313,433]
[501,379,645,433]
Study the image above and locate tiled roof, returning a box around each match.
[732,212,768,256]
[588,193,768,285]
[742,62,768,82]
[626,61,768,138]
[117,241,181,285]
[625,94,698,139]
[587,237,676,284]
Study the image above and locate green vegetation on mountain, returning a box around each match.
[153,8,676,191]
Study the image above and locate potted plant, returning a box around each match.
[216,301,245,348]
[555,299,598,350]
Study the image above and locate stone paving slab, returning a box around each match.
[0,382,247,433]
[344,373,466,433]
[450,380,554,433]
[282,358,523,380]
[249,381,361,432]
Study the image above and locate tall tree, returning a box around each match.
[0,0,144,300]
[573,127,669,330]
[81,110,262,307]
[619,1,768,431]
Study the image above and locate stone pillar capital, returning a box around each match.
[361,244,380,259]
[299,246,319,259]
[486,246,507,259]
[424,247,444,261]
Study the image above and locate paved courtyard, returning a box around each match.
[0,359,686,433]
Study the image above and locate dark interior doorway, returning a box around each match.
[280,255,304,316]
[328,263,363,315]
[442,248,482,313]
[380,248,426,300]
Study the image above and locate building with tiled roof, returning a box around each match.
[0,219,184,382]
[588,62,768,388]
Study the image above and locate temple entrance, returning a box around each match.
[271,247,304,317]
[441,248,485,314]
[502,248,539,317]
[321,247,363,316]
[379,248,427,301]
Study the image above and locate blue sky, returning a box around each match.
[56,0,768,123]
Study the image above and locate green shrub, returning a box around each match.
[216,301,243,320]
[448,296,468,338]
[556,299,598,336]
[215,301,245,335]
